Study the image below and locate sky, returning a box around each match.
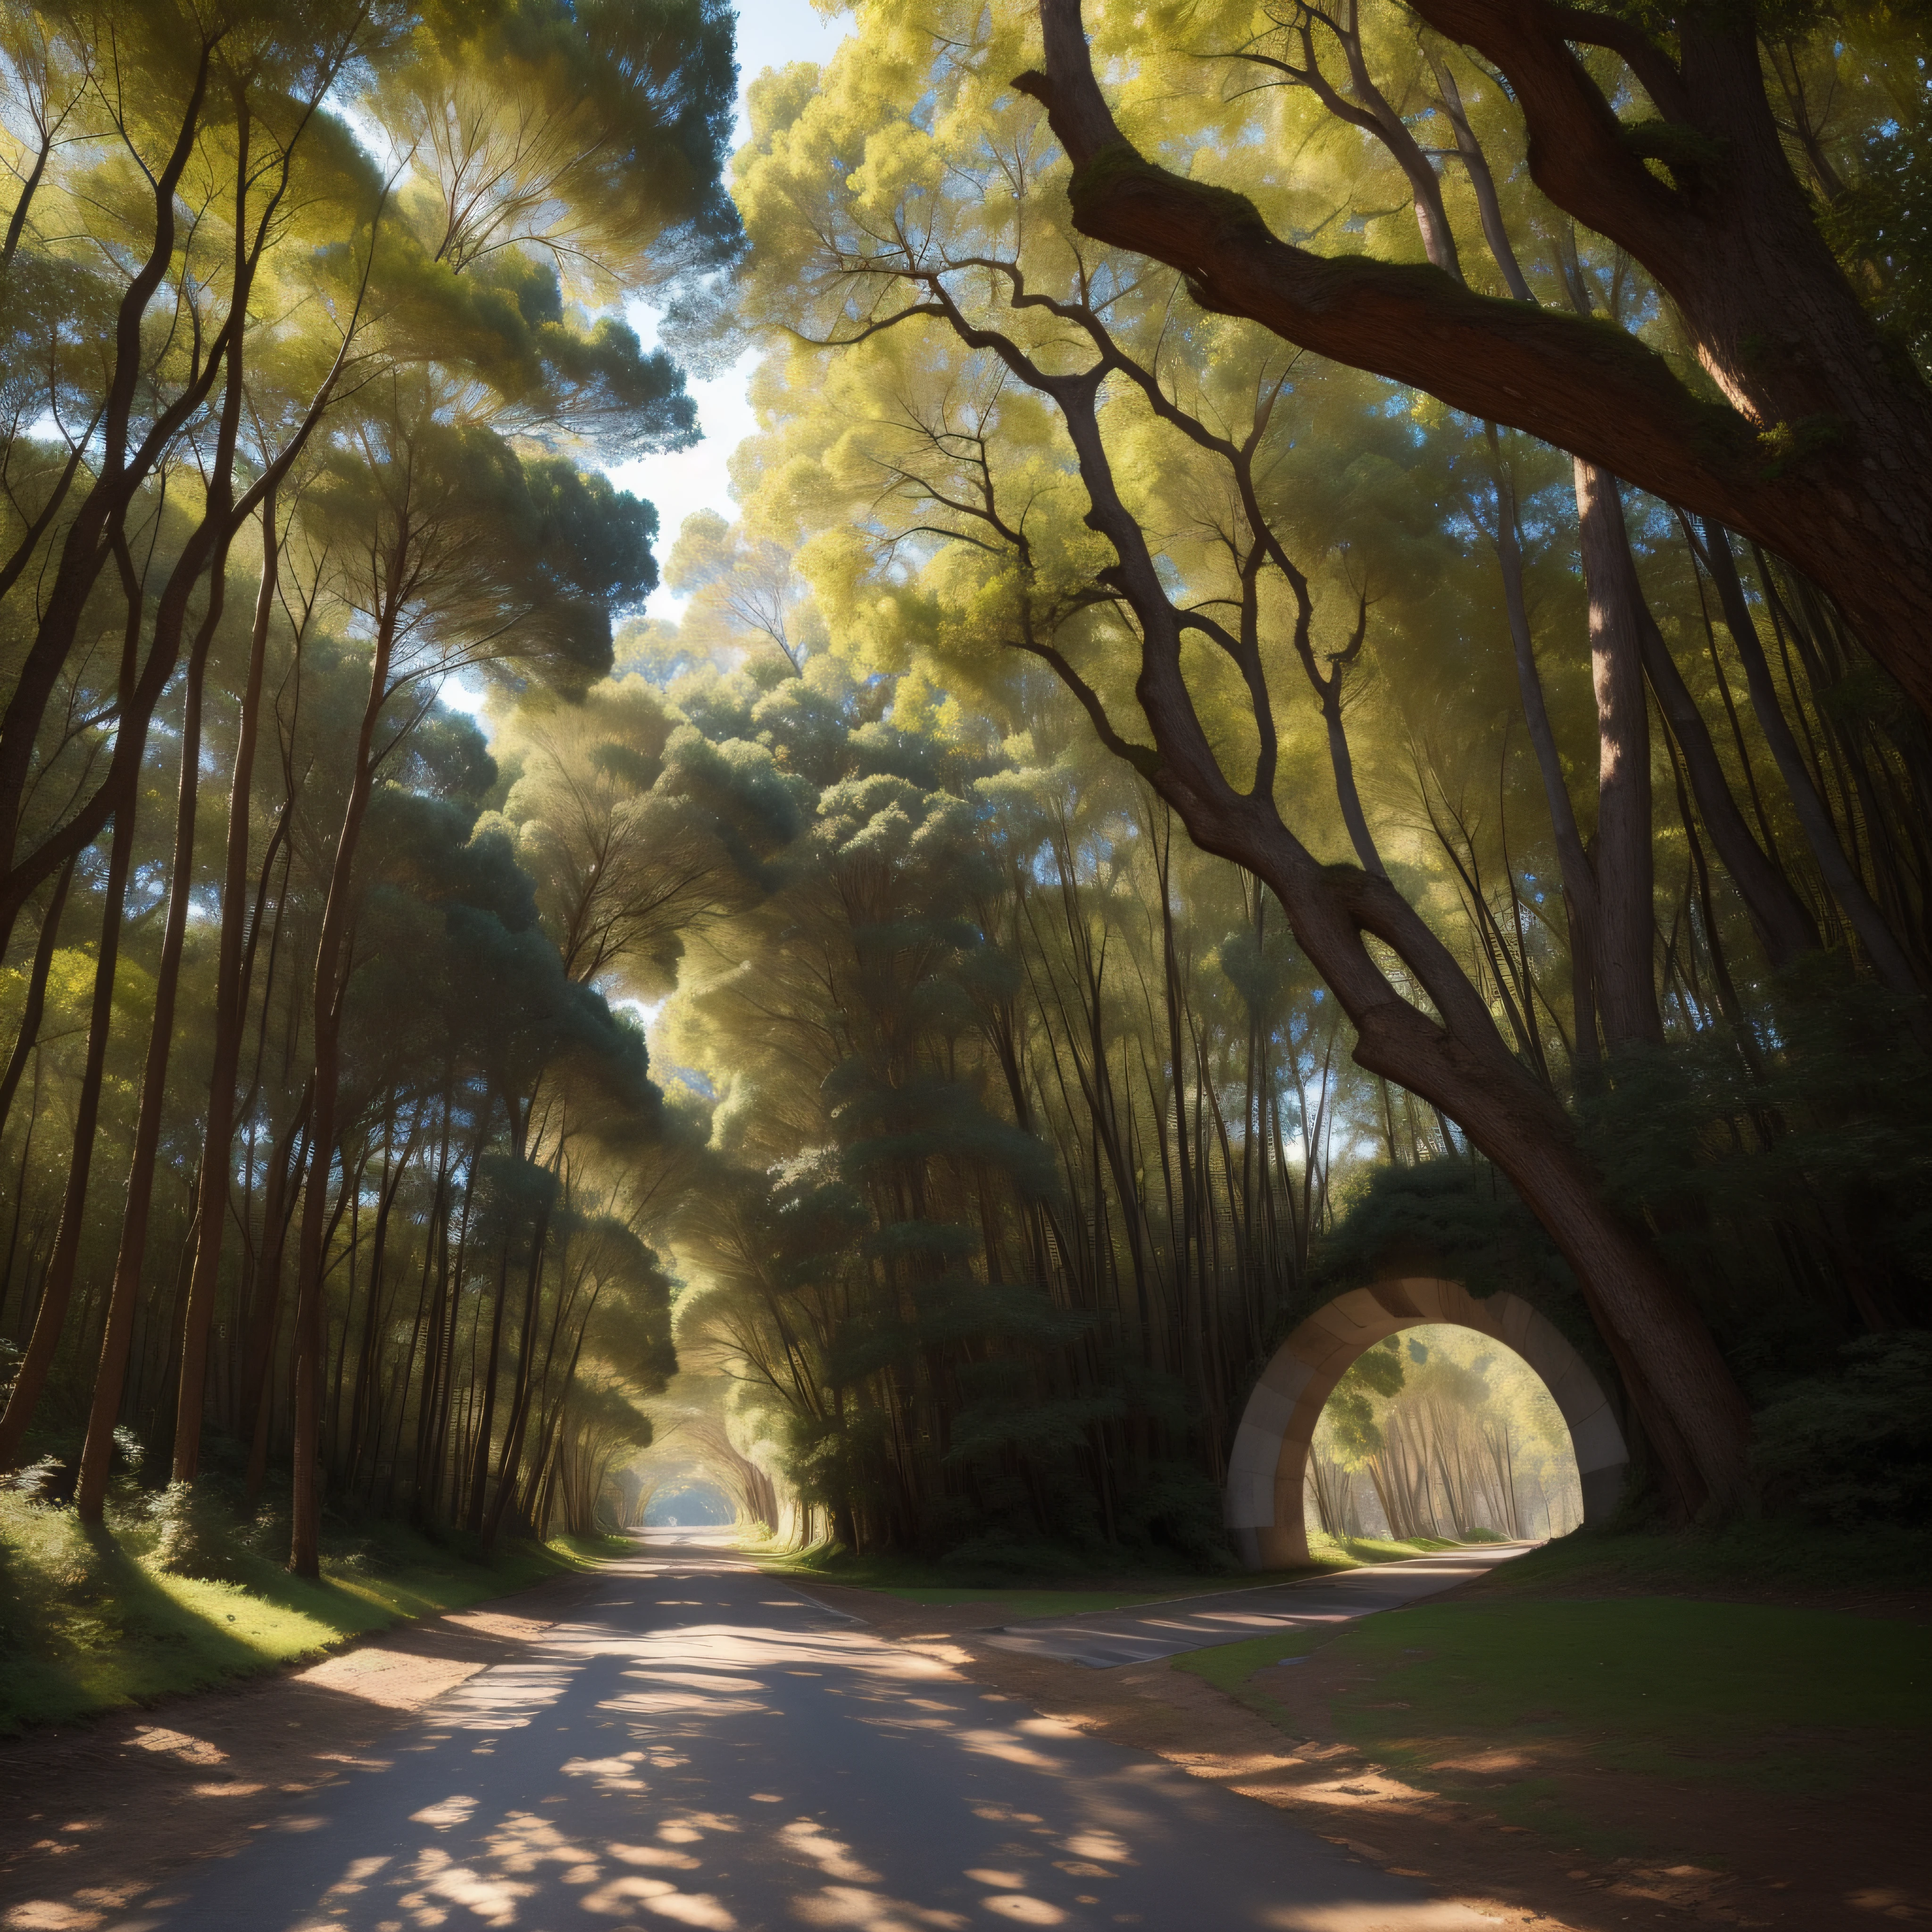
[443,1,851,717]
[606,0,854,612]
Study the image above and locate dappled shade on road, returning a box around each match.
[47,1536,1492,1932]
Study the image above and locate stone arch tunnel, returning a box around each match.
[1224,1275,1630,1569]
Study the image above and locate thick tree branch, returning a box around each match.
[1018,36,1764,522]
[1018,0,1932,719]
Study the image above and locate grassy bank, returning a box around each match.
[1176,1525,1931,1861]
[1455,1515,1932,1599]
[0,1491,624,1733]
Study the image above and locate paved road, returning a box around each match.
[115,1533,1492,1932]
[983,1547,1529,1668]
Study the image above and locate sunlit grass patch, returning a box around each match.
[0,1491,611,1733]
[1305,1529,1464,1565]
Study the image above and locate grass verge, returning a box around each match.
[0,1491,623,1733]
[1175,1529,1931,1862]
[1457,1515,1932,1599]
[753,1531,1457,1618]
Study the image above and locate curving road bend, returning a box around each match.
[110,1533,1492,1932]
[982,1546,1527,1668]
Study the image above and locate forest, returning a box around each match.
[0,0,1927,1583]
[1306,1327,1584,1546]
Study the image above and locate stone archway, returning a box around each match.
[1224,1276,1629,1569]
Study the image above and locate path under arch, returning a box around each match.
[1224,1276,1629,1569]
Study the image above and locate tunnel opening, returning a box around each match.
[642,1480,736,1527]
[1301,1321,1584,1553]
[1224,1277,1625,1568]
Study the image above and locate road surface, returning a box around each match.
[113,1533,1494,1932]
[982,1547,1527,1667]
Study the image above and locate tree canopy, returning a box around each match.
[1,0,1926,1570]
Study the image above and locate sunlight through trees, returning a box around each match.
[1305,1325,1583,1548]
[1,0,1926,1580]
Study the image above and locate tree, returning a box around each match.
[1015,0,1932,719]
[720,42,1779,1511]
[0,0,736,1575]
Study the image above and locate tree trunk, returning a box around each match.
[75,517,234,1522]
[345,1115,412,1490]
[0,542,148,1471]
[1700,523,1927,1007]
[0,49,220,888]
[1636,595,1818,968]
[1574,462,1664,1051]
[0,793,138,1469]
[0,853,75,1141]
[173,493,280,1482]
[288,609,397,1577]
[464,1238,514,1534]
[1487,448,1603,1066]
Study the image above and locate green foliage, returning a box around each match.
[1577,973,1932,1369]
[658,645,1341,1565]
[1618,119,1732,175]
[1823,94,1932,364]
[1313,1158,1580,1308]
[1753,1331,1932,1524]
[146,1481,250,1582]
[1318,1338,1407,1463]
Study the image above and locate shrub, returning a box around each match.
[2,1457,75,1505]
[146,1482,247,1581]
[1753,1332,1932,1526]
